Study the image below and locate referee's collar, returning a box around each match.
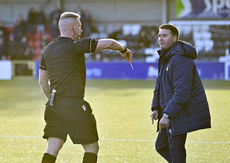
[57,36,73,40]
[54,37,75,42]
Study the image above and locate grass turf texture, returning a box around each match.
[0,79,230,163]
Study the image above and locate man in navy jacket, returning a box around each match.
[151,24,211,162]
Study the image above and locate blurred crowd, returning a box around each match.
[0,5,93,61]
[1,4,230,63]
[0,4,160,62]
[91,25,159,62]
[0,4,158,62]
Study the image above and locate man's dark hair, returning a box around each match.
[159,24,180,41]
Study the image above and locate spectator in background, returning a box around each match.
[148,27,158,47]
[8,35,33,74]
[27,7,37,35]
[13,14,27,42]
[136,29,150,57]
[7,34,25,75]
[0,38,6,60]
[36,7,47,35]
[20,36,33,60]
[83,9,92,37]
[0,21,8,45]
[7,34,18,60]
[49,4,62,23]
[11,41,24,60]
[76,5,85,36]
[138,29,150,48]
[40,34,50,50]
[8,35,32,61]
[49,19,60,40]
[49,4,61,40]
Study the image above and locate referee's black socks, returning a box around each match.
[83,152,98,163]
[41,153,56,163]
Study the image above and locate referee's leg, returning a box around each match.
[82,141,99,163]
[41,137,65,163]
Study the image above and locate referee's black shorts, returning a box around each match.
[43,97,99,144]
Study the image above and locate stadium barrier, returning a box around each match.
[0,60,229,80]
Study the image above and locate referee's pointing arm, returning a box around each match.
[58,11,132,61]
[95,39,132,61]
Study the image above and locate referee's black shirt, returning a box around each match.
[40,37,98,98]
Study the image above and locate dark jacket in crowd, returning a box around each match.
[14,20,27,41]
[27,8,37,25]
[151,40,211,136]
[36,9,46,25]
[0,39,6,59]
[0,25,8,43]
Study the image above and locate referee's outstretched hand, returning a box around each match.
[121,48,132,61]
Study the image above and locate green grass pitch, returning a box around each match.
[0,79,230,163]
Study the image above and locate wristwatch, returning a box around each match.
[163,113,169,119]
[121,46,127,53]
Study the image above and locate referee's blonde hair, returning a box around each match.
[59,12,80,20]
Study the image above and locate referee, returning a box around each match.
[39,12,132,163]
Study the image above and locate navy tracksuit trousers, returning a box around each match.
[155,128,187,163]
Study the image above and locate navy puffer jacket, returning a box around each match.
[151,41,211,136]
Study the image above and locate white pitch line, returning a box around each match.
[101,138,230,144]
[187,141,230,144]
[101,138,154,142]
[0,135,40,139]
[0,135,230,144]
